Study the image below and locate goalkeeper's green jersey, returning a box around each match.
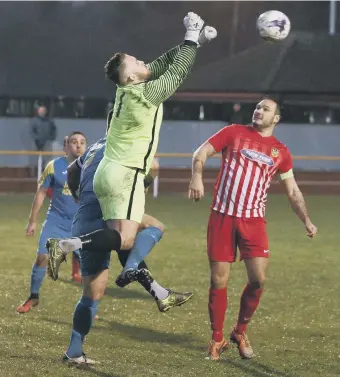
[105,42,197,173]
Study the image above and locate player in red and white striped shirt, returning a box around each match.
[188,97,317,361]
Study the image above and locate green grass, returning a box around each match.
[0,193,339,377]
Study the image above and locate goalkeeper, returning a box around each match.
[47,12,217,284]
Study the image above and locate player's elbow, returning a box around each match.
[192,146,201,159]
[193,146,207,164]
[286,184,300,201]
[37,186,48,196]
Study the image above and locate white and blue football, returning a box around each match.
[257,10,291,42]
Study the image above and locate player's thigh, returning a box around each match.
[209,261,232,289]
[237,217,269,262]
[106,219,139,250]
[93,159,145,225]
[73,218,111,278]
[207,210,237,263]
[82,269,109,301]
[37,220,71,255]
[139,213,164,232]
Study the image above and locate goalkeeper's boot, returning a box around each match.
[230,328,254,359]
[16,296,39,314]
[205,339,229,361]
[137,268,194,312]
[46,238,67,281]
[115,268,139,288]
[157,290,193,313]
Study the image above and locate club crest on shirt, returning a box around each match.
[241,149,274,166]
[62,182,72,196]
[271,148,279,158]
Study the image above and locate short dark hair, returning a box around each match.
[68,131,86,142]
[104,53,126,84]
[262,95,282,116]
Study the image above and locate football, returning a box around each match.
[256,10,291,42]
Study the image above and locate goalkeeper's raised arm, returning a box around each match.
[144,13,218,107]
[146,45,182,80]
[147,15,217,82]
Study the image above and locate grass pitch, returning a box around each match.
[0,193,339,377]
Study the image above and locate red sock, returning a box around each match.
[208,287,227,342]
[235,283,263,334]
[72,254,80,276]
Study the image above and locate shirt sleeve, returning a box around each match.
[38,160,55,189]
[146,45,181,80]
[278,148,294,179]
[143,42,197,107]
[208,125,236,153]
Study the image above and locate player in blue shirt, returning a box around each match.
[51,117,193,365]
[16,132,87,314]
[46,135,82,282]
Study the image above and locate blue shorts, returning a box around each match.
[37,219,80,258]
[72,217,111,277]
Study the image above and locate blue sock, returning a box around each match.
[66,296,99,358]
[124,227,163,271]
[30,265,46,296]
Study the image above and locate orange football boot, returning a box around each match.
[16,298,39,314]
[205,339,229,360]
[230,328,254,359]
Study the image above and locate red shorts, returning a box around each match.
[207,210,269,262]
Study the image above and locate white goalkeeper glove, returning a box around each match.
[198,26,218,48]
[183,12,204,44]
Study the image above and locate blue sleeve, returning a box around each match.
[38,160,55,189]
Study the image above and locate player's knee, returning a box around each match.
[142,216,164,232]
[210,261,229,289]
[152,221,164,233]
[82,273,108,300]
[83,285,105,301]
[249,276,266,289]
[120,235,136,250]
[91,288,105,301]
[210,273,228,289]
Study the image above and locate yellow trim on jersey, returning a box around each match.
[280,169,294,181]
[38,160,55,185]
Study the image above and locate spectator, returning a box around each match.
[30,105,57,151]
[30,105,57,172]
[230,103,246,124]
